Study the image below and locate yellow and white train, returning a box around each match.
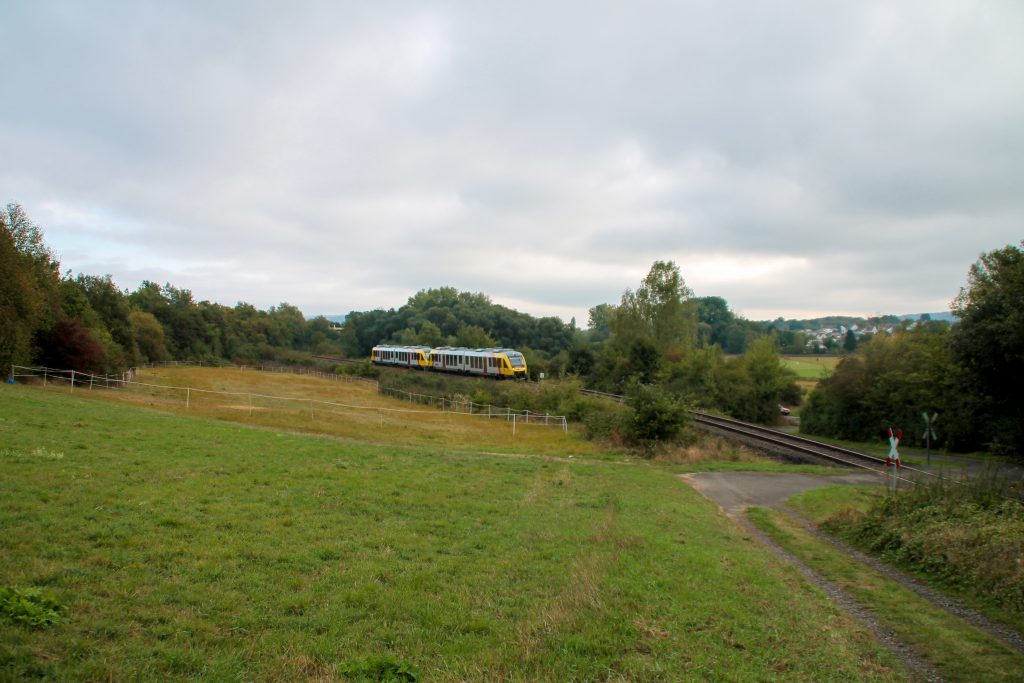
[370,345,528,379]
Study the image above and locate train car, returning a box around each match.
[370,344,528,379]
[370,345,432,370]
[428,347,527,380]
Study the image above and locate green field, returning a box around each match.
[0,378,906,681]
[780,355,841,381]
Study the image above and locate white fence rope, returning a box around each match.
[9,365,568,432]
[376,385,567,430]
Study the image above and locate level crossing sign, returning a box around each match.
[922,412,938,446]
[886,427,902,468]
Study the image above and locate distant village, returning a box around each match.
[772,311,957,353]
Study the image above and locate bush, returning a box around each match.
[622,383,690,452]
[337,361,380,379]
[582,402,625,443]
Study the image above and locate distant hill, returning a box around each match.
[897,311,958,323]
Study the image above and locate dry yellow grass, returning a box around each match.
[63,366,604,457]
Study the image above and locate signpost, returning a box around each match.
[885,427,902,493]
[921,412,938,465]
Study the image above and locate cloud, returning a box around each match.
[2,1,1022,325]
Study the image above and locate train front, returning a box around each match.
[503,350,528,379]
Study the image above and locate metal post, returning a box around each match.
[70,370,75,392]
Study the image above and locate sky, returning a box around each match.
[3,1,1022,325]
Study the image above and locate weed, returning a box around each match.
[340,655,418,682]
[0,587,66,628]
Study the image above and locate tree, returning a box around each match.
[614,261,697,355]
[0,204,62,373]
[950,242,1024,454]
[129,311,170,362]
[36,318,105,372]
[587,303,616,343]
[694,296,736,348]
[843,330,858,353]
[565,345,595,376]
[454,324,497,349]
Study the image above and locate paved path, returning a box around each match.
[681,470,882,514]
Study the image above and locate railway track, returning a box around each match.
[691,411,888,471]
[579,388,940,477]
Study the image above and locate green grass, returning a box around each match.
[785,485,884,524]
[0,383,906,681]
[748,507,1024,682]
[780,355,841,380]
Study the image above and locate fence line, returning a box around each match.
[376,385,567,431]
[9,365,566,432]
[139,359,378,386]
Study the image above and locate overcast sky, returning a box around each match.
[3,1,1022,324]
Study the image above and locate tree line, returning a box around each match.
[1,204,348,375]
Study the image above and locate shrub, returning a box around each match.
[622,383,690,452]
[582,402,625,443]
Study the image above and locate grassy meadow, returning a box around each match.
[780,355,841,405]
[0,374,909,681]
[780,355,841,381]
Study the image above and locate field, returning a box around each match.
[0,372,906,681]
[780,355,841,381]
[57,366,604,458]
[780,355,842,408]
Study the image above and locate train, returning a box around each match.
[370,344,528,379]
